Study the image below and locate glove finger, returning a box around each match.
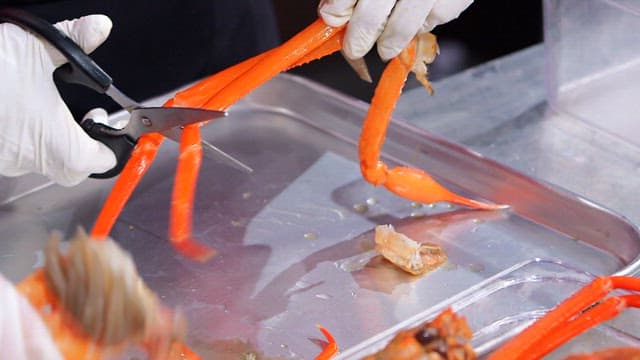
[343,0,396,59]
[377,0,436,61]
[46,106,117,186]
[422,0,473,32]
[318,0,359,27]
[48,14,112,67]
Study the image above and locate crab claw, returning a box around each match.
[384,167,507,210]
[358,32,505,211]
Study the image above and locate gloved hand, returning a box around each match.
[0,274,63,360]
[0,15,117,186]
[319,0,473,61]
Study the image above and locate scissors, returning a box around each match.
[0,7,252,178]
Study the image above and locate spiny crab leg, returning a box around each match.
[359,33,502,210]
[170,33,344,108]
[489,276,640,360]
[166,20,345,259]
[91,51,276,252]
[169,124,215,261]
[168,19,502,258]
[91,20,345,261]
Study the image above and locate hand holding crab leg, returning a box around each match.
[167,19,501,257]
[318,0,474,61]
[95,10,501,262]
[359,33,503,209]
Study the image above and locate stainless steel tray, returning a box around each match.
[1,74,639,358]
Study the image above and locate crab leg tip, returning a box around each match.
[172,240,217,262]
[314,325,338,360]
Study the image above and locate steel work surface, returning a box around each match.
[1,45,640,358]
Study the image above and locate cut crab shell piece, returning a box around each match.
[374,224,447,275]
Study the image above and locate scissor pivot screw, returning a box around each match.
[141,117,152,127]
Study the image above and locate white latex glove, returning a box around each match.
[0,15,117,186]
[0,275,63,360]
[319,0,473,60]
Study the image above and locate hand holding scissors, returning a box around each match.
[0,7,248,183]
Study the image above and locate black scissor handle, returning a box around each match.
[1,7,129,179]
[0,7,112,93]
[80,119,135,179]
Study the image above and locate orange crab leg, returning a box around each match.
[166,20,344,258]
[90,20,344,258]
[359,38,501,210]
[172,52,269,108]
[489,276,640,360]
[566,347,640,359]
[94,17,497,261]
[173,22,343,109]
[91,54,279,242]
[199,19,343,111]
[165,33,346,259]
[529,295,640,359]
[293,33,344,68]
[91,133,164,238]
[172,38,342,108]
[314,325,339,360]
[168,124,215,261]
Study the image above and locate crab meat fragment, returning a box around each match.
[374,224,447,275]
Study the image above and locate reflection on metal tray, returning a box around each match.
[0,74,639,358]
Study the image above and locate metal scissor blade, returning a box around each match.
[162,127,253,174]
[126,107,227,139]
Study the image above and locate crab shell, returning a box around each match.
[364,308,475,360]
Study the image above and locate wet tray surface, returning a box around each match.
[0,74,639,358]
